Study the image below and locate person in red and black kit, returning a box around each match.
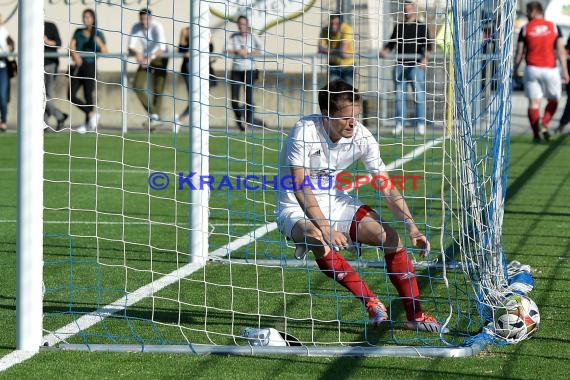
[514,1,569,143]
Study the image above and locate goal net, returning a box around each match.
[21,0,529,355]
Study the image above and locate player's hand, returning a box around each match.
[562,71,570,84]
[410,232,431,257]
[320,226,348,252]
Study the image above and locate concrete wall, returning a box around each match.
[5,63,451,132]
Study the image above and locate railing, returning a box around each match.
[2,51,470,132]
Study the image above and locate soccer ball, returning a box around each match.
[493,294,540,341]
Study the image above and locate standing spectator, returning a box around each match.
[226,15,263,131]
[44,21,68,131]
[514,1,569,143]
[175,26,190,130]
[275,80,447,333]
[0,14,15,132]
[175,30,218,133]
[557,34,570,134]
[128,8,168,129]
[69,8,108,134]
[318,14,355,85]
[380,1,432,135]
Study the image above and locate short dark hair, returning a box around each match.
[237,15,248,24]
[329,14,342,23]
[318,80,360,115]
[139,8,152,16]
[526,1,543,16]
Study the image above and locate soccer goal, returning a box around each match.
[17,0,532,356]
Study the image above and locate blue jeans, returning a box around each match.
[329,66,354,85]
[0,67,8,123]
[393,64,426,126]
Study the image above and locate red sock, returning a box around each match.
[528,108,540,138]
[316,251,375,302]
[385,248,422,320]
[542,100,558,127]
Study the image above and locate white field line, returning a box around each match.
[0,137,442,371]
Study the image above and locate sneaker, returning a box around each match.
[366,298,388,327]
[404,313,449,334]
[532,137,541,144]
[76,124,87,134]
[392,123,403,135]
[541,126,550,142]
[417,123,425,135]
[88,112,100,131]
[143,114,161,132]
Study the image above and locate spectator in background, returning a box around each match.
[380,1,432,136]
[128,8,168,130]
[557,34,570,134]
[318,14,355,85]
[69,8,108,134]
[175,29,217,133]
[514,1,569,143]
[0,13,15,132]
[226,15,263,131]
[44,21,68,131]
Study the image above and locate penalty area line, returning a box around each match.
[0,138,442,371]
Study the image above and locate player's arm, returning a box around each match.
[127,26,145,65]
[514,28,525,71]
[379,26,397,58]
[152,23,167,59]
[69,34,82,67]
[420,24,432,68]
[250,35,263,56]
[290,166,348,250]
[556,28,569,83]
[373,172,430,256]
[95,32,108,54]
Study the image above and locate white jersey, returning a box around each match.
[227,32,263,71]
[277,115,386,212]
[128,22,168,58]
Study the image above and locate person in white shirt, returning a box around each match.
[276,80,447,333]
[226,15,263,131]
[128,8,168,129]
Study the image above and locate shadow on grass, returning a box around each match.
[506,134,568,203]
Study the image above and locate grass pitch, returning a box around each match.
[1,132,569,379]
